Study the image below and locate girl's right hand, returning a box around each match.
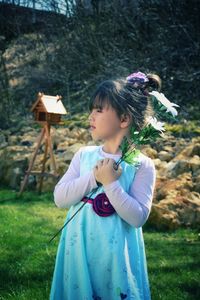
[93,158,122,186]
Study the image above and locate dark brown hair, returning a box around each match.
[89,73,162,130]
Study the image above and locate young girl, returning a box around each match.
[50,72,160,300]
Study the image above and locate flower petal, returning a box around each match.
[149,91,179,116]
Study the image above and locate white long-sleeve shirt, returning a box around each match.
[54,145,156,228]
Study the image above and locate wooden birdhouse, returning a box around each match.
[19,92,68,195]
[31,92,67,124]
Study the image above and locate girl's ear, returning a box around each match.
[120,113,132,128]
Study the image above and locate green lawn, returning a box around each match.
[0,189,199,300]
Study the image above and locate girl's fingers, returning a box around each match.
[103,158,110,165]
[117,165,122,176]
[95,159,104,169]
[97,158,109,166]
[96,158,118,169]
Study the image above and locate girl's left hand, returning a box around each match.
[93,158,122,186]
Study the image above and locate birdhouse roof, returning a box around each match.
[31,94,67,115]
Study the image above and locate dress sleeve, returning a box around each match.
[54,148,98,208]
[103,156,156,227]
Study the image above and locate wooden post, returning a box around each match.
[19,126,45,195]
[46,123,57,175]
[38,130,49,194]
[19,122,59,195]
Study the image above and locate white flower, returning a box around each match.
[146,116,165,132]
[149,91,179,117]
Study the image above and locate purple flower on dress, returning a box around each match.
[92,193,115,217]
[126,71,149,85]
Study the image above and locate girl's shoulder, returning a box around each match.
[77,145,100,158]
[78,145,100,153]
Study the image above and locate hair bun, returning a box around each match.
[126,71,162,95]
[146,73,162,92]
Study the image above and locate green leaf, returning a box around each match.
[119,136,129,155]
[123,149,141,165]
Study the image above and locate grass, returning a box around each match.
[144,229,200,300]
[0,189,199,300]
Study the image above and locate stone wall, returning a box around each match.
[0,124,199,230]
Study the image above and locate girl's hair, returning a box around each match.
[89,73,162,130]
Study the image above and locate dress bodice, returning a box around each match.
[79,145,138,198]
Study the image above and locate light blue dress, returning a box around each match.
[50,146,151,300]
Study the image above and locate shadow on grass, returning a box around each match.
[179,281,200,299]
[149,260,200,274]
[0,245,55,294]
[0,189,53,204]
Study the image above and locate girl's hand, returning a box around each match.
[93,158,122,186]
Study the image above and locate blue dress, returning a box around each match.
[50,146,151,300]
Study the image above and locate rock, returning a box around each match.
[0,149,28,188]
[178,193,200,227]
[20,132,40,148]
[68,138,79,146]
[148,173,200,229]
[189,155,200,173]
[143,147,158,159]
[165,156,199,177]
[175,142,200,160]
[56,160,69,176]
[0,132,8,149]
[51,127,70,148]
[155,173,193,200]
[158,150,174,162]
[165,158,199,177]
[87,140,97,146]
[36,176,57,193]
[21,140,33,146]
[7,135,21,145]
[55,141,69,153]
[9,167,24,189]
[193,175,200,193]
[163,145,174,152]
[148,204,180,230]
[20,125,35,134]
[149,192,200,230]
[153,158,168,176]
[62,143,85,162]
[190,143,200,156]
[6,145,30,153]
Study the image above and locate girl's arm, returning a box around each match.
[54,148,98,208]
[104,156,156,228]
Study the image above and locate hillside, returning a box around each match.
[0,1,200,129]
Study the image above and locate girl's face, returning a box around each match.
[89,104,124,142]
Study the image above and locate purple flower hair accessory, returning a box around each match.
[126,71,149,87]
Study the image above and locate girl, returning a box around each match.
[50,72,160,300]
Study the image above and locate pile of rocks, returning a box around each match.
[143,137,200,229]
[0,125,199,230]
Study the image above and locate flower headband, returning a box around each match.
[126,71,149,88]
[126,71,179,117]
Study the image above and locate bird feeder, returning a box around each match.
[31,92,67,124]
[19,92,67,195]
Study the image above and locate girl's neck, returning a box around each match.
[102,130,130,155]
[102,140,122,155]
